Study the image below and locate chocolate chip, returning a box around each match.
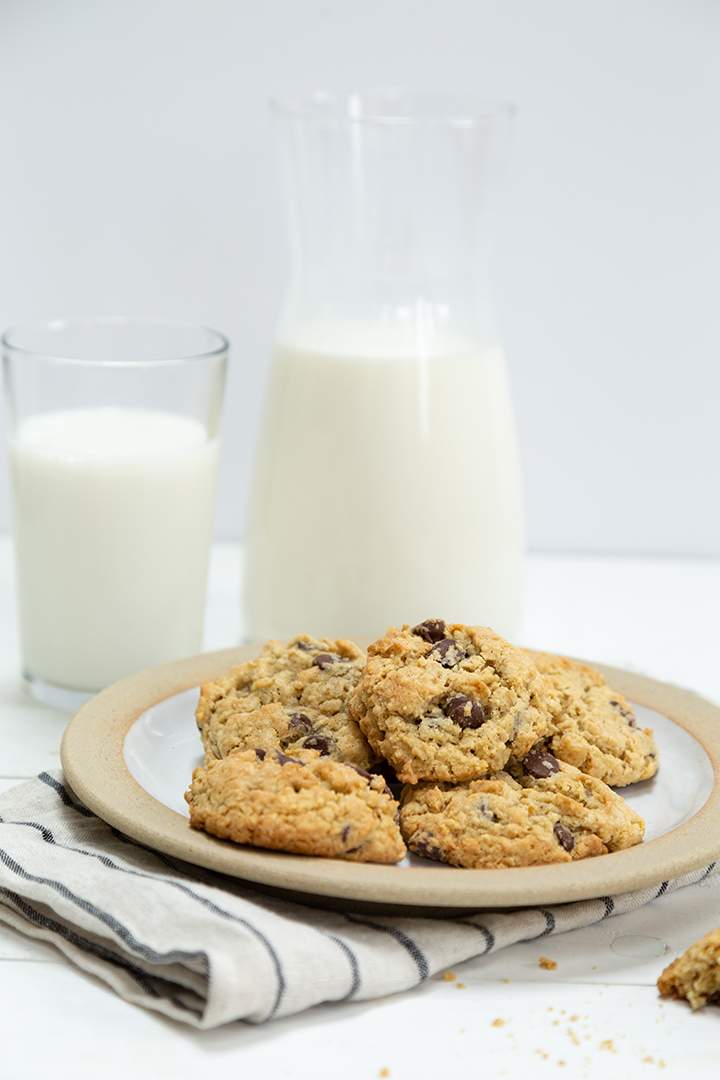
[295,640,315,651]
[302,734,333,755]
[553,822,575,852]
[523,746,560,779]
[444,694,487,729]
[275,750,304,766]
[348,764,373,781]
[254,747,267,760]
[341,824,351,843]
[610,699,636,725]
[477,798,497,821]
[412,619,447,643]
[411,834,447,863]
[346,762,392,796]
[427,637,467,668]
[288,712,313,735]
[313,653,336,670]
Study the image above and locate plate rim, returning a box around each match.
[60,646,720,910]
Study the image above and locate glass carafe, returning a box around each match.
[244,92,525,642]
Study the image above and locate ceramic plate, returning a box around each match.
[61,647,720,911]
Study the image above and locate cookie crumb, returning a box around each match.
[557,1061,566,1068]
[455,981,466,989]
[535,1050,549,1061]
[643,1056,654,1065]
[378,1070,390,1078]
[659,1061,666,1070]
[599,1039,617,1053]
[539,955,558,970]
[441,970,457,982]
[491,1018,506,1028]
[567,1028,580,1046]
[500,977,511,984]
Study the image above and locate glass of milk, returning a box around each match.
[244,91,525,642]
[2,318,227,708]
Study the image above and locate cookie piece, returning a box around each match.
[658,929,720,1010]
[196,635,374,770]
[186,747,405,864]
[399,749,644,868]
[349,620,557,783]
[532,652,658,787]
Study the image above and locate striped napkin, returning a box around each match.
[0,772,715,1029]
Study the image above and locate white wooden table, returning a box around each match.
[1,537,719,1078]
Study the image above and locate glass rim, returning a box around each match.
[269,89,515,129]
[1,317,229,368]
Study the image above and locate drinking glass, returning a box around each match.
[244,91,525,642]
[2,317,227,708]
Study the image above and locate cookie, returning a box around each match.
[532,652,658,787]
[186,747,406,864]
[399,748,644,868]
[196,635,374,770]
[348,620,558,783]
[658,929,720,1010]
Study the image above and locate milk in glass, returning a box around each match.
[11,407,218,690]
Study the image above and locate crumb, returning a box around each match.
[570,1014,579,1022]
[567,1028,580,1046]
[643,1057,654,1065]
[441,970,456,982]
[599,1039,617,1053]
[378,1070,390,1079]
[539,956,558,970]
[558,1062,566,1068]
[591,964,598,970]
[552,1020,560,1027]
[535,1050,549,1060]
[547,1006,554,1012]
[491,1018,506,1028]
[455,981,466,989]
[659,1062,666,1070]
[500,978,511,984]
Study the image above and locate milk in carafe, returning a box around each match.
[245,322,524,641]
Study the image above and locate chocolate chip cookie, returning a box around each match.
[348,620,558,783]
[399,748,644,868]
[532,652,658,787]
[186,747,406,863]
[196,635,375,770]
[658,928,720,1010]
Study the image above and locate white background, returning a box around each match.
[1,0,718,556]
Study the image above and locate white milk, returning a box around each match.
[244,325,525,641]
[10,408,219,691]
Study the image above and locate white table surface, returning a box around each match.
[1,536,719,1078]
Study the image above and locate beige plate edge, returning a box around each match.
[60,647,720,910]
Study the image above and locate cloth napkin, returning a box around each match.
[0,772,714,1029]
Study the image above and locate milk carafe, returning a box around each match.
[245,93,525,641]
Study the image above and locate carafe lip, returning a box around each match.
[270,89,515,129]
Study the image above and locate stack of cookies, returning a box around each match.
[185,620,657,868]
